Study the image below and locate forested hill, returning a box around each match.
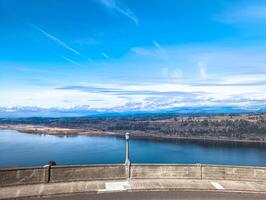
[1,113,266,142]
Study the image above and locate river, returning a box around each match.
[0,129,266,167]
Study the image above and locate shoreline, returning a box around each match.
[1,124,266,145]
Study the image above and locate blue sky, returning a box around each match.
[1,0,266,115]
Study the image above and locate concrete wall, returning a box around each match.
[0,167,47,187]
[1,164,266,187]
[202,165,266,182]
[131,164,201,179]
[0,165,126,187]
[50,164,126,183]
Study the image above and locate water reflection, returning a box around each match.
[0,129,266,167]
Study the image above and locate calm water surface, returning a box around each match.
[0,129,266,167]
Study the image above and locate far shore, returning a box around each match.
[1,124,266,145]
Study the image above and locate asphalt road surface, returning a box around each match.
[18,191,266,200]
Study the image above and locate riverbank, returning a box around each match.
[1,124,266,144]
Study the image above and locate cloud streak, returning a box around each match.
[32,25,81,56]
[100,0,138,25]
[29,24,85,67]
[57,55,83,67]
[101,52,112,60]
[132,41,169,60]
[57,85,202,97]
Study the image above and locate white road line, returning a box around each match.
[98,182,130,192]
[211,182,224,190]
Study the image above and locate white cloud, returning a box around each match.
[100,0,138,25]
[0,86,125,109]
[198,62,207,80]
[219,74,266,85]
[1,74,266,112]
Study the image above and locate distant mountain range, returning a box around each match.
[0,106,266,118]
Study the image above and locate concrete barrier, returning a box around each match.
[202,165,266,182]
[49,164,126,183]
[130,164,201,179]
[0,167,47,187]
[1,164,266,187]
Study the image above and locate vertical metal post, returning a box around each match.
[125,132,130,165]
[125,132,131,181]
[45,161,56,183]
[47,164,51,183]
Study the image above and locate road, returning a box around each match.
[19,191,266,200]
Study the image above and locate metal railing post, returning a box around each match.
[125,132,131,181]
[44,161,56,183]
[125,132,130,165]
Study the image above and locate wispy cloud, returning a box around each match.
[217,4,266,24]
[57,85,200,97]
[101,52,112,60]
[57,54,83,67]
[100,0,138,25]
[153,41,169,60]
[198,62,207,80]
[130,43,266,81]
[236,5,266,19]
[132,41,169,60]
[87,57,96,64]
[172,69,183,79]
[32,24,81,56]
[29,24,87,67]
[153,41,161,49]
[162,67,183,79]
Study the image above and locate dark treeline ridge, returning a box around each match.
[1,113,266,141]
